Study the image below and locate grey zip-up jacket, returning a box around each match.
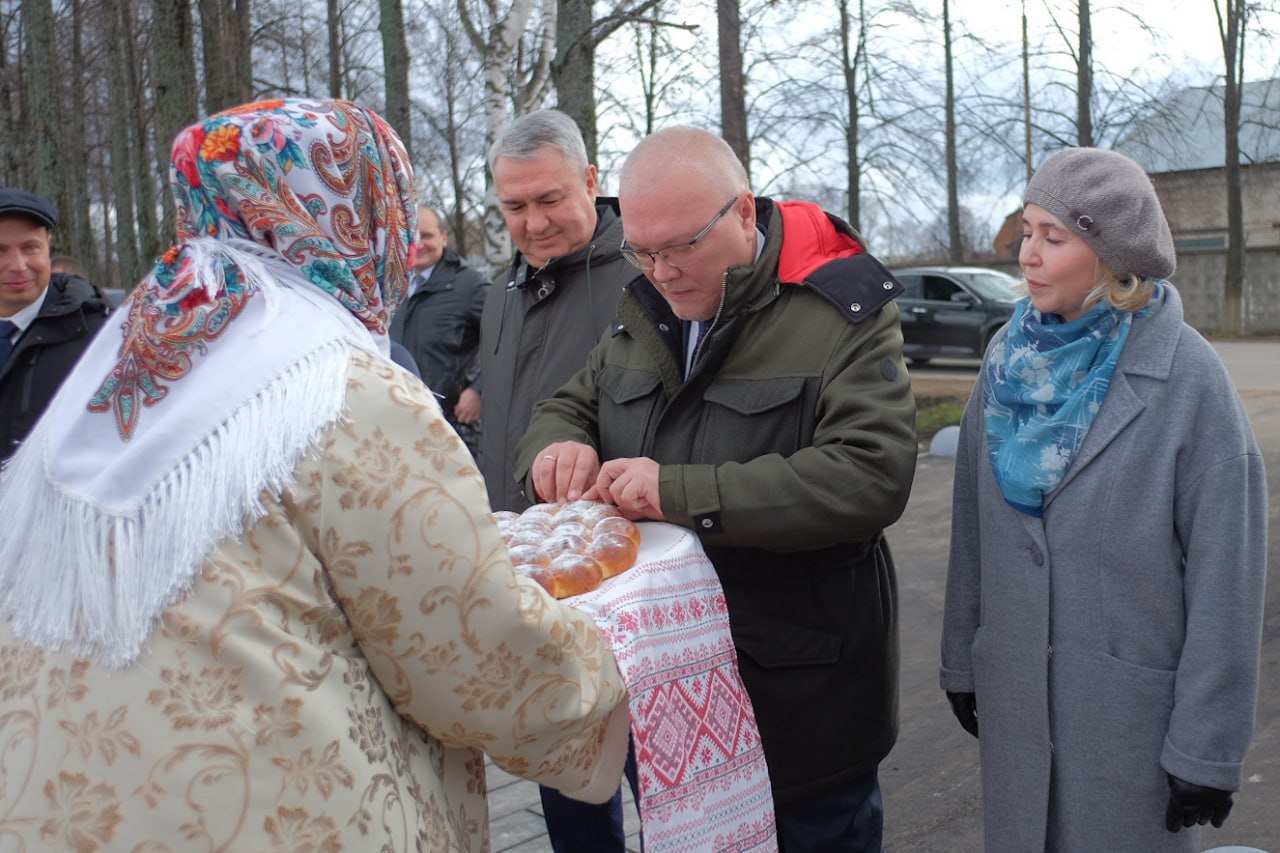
[478,199,641,511]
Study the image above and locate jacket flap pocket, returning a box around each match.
[598,365,662,405]
[703,377,805,415]
[733,613,842,669]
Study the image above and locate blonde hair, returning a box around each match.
[1087,270,1157,314]
[1013,261,1156,316]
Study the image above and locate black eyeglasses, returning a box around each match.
[620,196,739,270]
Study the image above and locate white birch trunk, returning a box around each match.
[460,0,555,272]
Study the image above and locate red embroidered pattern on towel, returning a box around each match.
[569,522,777,853]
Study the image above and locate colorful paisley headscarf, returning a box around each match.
[91,98,416,439]
[0,99,418,667]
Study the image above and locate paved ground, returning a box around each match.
[486,761,643,852]
[486,341,1280,852]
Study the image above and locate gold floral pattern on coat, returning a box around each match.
[0,350,626,851]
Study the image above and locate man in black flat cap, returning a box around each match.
[0,188,110,462]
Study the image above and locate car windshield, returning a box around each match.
[959,271,1019,302]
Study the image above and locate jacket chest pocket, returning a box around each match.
[698,376,808,463]
[597,366,663,459]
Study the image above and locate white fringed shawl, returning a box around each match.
[0,240,384,668]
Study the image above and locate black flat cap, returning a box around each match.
[0,187,59,229]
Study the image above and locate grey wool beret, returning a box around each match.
[1024,147,1175,280]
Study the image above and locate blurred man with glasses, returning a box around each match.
[517,127,917,851]
[478,109,644,853]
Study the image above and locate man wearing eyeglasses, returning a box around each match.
[517,127,917,851]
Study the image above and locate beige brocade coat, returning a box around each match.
[0,349,629,852]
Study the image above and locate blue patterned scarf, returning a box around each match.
[982,298,1134,516]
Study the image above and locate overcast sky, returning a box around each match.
[943,0,1278,248]
[593,0,1279,256]
[958,0,1277,86]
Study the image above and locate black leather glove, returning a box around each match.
[1164,773,1233,832]
[946,691,979,738]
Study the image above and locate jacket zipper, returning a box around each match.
[691,272,730,373]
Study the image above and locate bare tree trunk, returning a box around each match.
[152,0,200,140]
[944,0,962,261]
[204,1,225,109]
[458,0,548,269]
[21,0,64,217]
[152,0,199,240]
[233,0,251,101]
[199,0,226,111]
[200,0,251,112]
[838,0,862,231]
[106,0,141,285]
[520,0,557,112]
[635,7,661,136]
[132,109,161,270]
[1076,0,1093,146]
[1216,0,1246,334]
[327,0,342,97]
[126,2,160,269]
[419,2,477,258]
[553,0,597,161]
[553,0,667,161]
[380,0,413,157]
[96,147,119,288]
[446,98,467,257]
[286,7,301,92]
[1021,0,1032,184]
[443,34,468,257]
[0,25,17,183]
[716,0,749,179]
[67,0,96,273]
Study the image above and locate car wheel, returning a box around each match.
[982,329,999,355]
[908,356,932,366]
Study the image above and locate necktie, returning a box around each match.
[693,321,709,354]
[685,321,709,379]
[0,320,17,367]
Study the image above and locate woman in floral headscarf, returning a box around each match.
[0,99,628,851]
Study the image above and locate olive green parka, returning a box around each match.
[516,198,918,802]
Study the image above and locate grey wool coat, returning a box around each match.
[940,285,1268,852]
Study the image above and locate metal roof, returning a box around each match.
[1115,79,1280,173]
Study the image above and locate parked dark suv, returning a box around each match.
[891,266,1019,364]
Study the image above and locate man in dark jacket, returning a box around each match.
[479,109,644,852]
[0,188,110,463]
[479,110,642,513]
[517,127,918,851]
[391,204,488,455]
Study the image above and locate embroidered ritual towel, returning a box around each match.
[568,522,778,852]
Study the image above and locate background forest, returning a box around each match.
[2,0,1277,290]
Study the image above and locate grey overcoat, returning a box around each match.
[941,285,1268,852]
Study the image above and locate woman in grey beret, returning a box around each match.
[940,147,1267,851]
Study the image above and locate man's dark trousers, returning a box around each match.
[774,771,883,852]
[540,739,641,851]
